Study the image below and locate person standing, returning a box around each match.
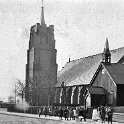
[100,106,106,123]
[43,106,47,117]
[38,107,42,117]
[59,107,63,120]
[73,108,77,120]
[79,107,84,121]
[69,108,73,120]
[107,107,113,124]
[64,107,69,120]
[92,108,99,122]
[83,107,87,122]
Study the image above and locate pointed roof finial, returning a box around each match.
[41,0,45,26]
[104,37,110,53]
[105,37,109,50]
[102,37,111,64]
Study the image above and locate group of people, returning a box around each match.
[58,107,87,121]
[38,106,88,121]
[38,106,52,117]
[38,105,113,123]
[92,106,113,124]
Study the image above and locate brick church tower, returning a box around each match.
[25,2,57,106]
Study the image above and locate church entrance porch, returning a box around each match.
[91,94,106,107]
[89,87,107,107]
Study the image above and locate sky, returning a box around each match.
[1,0,124,100]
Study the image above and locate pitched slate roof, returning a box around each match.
[56,47,124,87]
[104,63,124,84]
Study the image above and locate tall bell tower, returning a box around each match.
[25,1,57,106]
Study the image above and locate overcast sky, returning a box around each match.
[0,0,124,100]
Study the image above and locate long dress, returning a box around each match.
[92,109,100,121]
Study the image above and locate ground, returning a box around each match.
[0,112,122,124]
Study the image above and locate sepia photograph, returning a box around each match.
[0,0,124,123]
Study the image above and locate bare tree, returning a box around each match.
[15,79,25,102]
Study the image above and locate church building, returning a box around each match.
[25,1,124,107]
[25,3,57,106]
[55,39,124,107]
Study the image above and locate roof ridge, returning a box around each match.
[58,46,124,73]
[77,46,124,61]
